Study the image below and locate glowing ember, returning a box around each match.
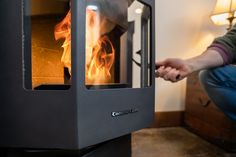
[55,7,115,85]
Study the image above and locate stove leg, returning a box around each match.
[0,134,131,157]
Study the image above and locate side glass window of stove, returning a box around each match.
[85,0,151,89]
[23,0,71,90]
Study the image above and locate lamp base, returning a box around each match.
[227,16,235,31]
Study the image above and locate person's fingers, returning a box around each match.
[155,60,167,69]
[163,68,179,82]
[168,69,180,82]
[155,70,160,77]
[155,66,163,77]
[160,67,172,77]
[155,72,159,78]
[163,74,169,81]
[157,66,172,77]
[163,68,174,81]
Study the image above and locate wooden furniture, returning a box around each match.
[185,72,236,152]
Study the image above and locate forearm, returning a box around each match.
[156,24,236,81]
[188,24,236,71]
[186,49,224,73]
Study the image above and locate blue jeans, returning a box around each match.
[199,65,236,121]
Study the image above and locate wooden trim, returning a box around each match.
[151,111,184,128]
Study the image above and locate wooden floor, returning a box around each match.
[132,127,236,157]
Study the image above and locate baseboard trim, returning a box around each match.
[151,111,184,128]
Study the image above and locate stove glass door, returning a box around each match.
[85,0,151,89]
[23,0,71,90]
[23,0,151,90]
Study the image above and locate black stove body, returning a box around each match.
[0,0,155,150]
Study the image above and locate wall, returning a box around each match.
[155,0,226,112]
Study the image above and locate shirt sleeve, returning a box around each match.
[208,24,236,64]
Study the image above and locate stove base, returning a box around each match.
[0,134,131,157]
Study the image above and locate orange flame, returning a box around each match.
[54,8,115,85]
[86,36,115,84]
[54,9,71,74]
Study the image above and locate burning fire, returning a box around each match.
[54,9,71,74]
[55,7,115,85]
[86,35,115,84]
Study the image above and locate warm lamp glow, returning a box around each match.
[211,0,236,27]
[212,0,236,15]
[211,13,231,25]
[135,8,143,14]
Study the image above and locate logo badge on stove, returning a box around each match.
[111,108,139,117]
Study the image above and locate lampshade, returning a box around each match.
[211,0,236,25]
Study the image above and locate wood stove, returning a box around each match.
[0,0,155,152]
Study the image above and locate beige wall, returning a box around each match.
[155,0,226,112]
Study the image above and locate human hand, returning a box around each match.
[155,58,193,82]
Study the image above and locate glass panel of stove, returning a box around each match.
[85,0,151,89]
[23,0,71,90]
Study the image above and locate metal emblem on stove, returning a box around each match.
[111,108,139,117]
